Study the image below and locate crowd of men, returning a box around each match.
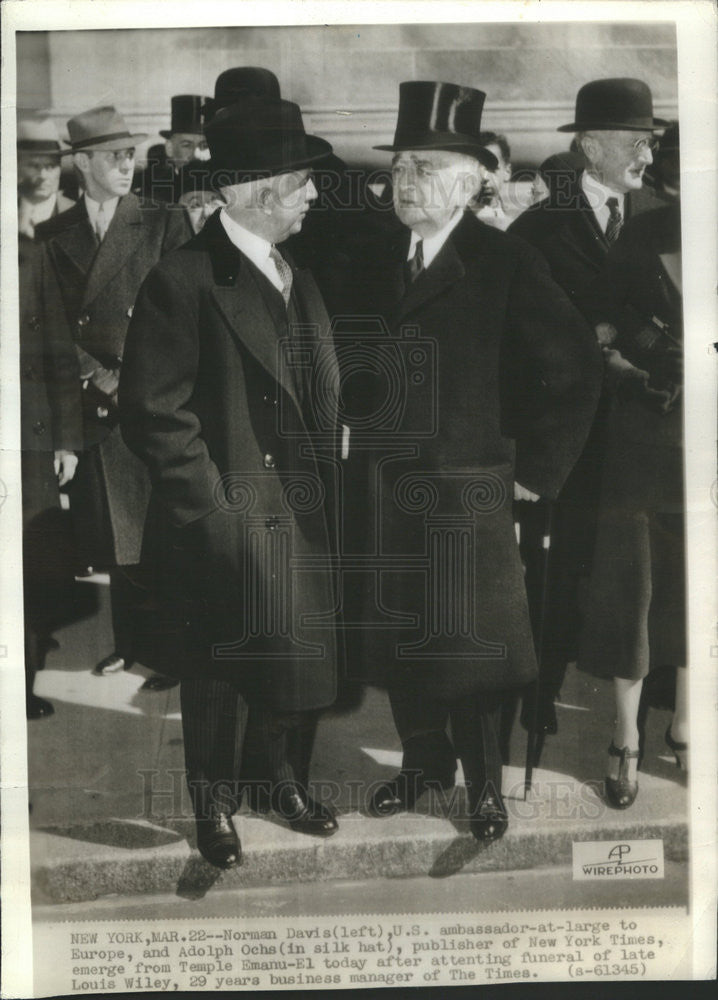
[18,67,683,868]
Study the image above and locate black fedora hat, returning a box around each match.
[203,67,281,124]
[558,78,669,132]
[374,81,498,170]
[160,95,207,138]
[204,94,332,183]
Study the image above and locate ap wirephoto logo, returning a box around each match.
[572,841,665,881]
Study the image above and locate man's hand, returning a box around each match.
[54,450,78,486]
[514,482,540,502]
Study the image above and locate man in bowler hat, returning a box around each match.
[120,93,342,868]
[342,81,602,841]
[35,105,191,689]
[509,78,667,736]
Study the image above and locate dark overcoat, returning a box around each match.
[340,212,602,701]
[119,213,341,712]
[509,173,660,315]
[579,202,684,679]
[19,235,82,527]
[36,194,191,566]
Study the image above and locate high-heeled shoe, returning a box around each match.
[605,742,639,809]
[665,726,688,771]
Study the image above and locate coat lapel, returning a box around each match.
[293,265,341,426]
[204,218,302,413]
[394,221,466,324]
[49,200,98,279]
[83,194,144,307]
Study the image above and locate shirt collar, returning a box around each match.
[581,172,625,215]
[408,208,465,268]
[220,208,272,271]
[84,193,120,226]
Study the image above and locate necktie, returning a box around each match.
[95,202,108,242]
[407,239,424,283]
[269,245,293,307]
[605,197,623,244]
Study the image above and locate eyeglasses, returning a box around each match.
[631,137,659,154]
[95,148,136,164]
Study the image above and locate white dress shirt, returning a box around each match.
[580,173,625,235]
[84,193,120,235]
[219,209,286,295]
[408,208,466,268]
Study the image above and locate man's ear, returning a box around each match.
[164,138,175,160]
[578,134,600,167]
[257,183,274,214]
[73,152,90,174]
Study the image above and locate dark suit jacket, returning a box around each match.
[340,211,602,697]
[119,212,341,710]
[36,193,191,565]
[509,172,659,317]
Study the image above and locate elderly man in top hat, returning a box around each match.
[35,105,191,690]
[120,92,342,868]
[509,78,667,737]
[17,113,75,239]
[339,81,601,841]
[138,95,209,202]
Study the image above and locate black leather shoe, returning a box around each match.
[274,785,338,837]
[26,694,54,719]
[369,768,455,818]
[195,814,241,869]
[140,673,179,691]
[470,794,508,842]
[94,653,132,676]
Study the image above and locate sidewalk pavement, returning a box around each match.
[28,580,688,906]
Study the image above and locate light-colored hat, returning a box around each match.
[67,105,147,152]
[17,113,68,156]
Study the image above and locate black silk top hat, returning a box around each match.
[374,81,499,171]
[204,94,332,182]
[67,105,147,152]
[203,67,281,123]
[558,78,669,132]
[17,113,68,156]
[160,95,207,138]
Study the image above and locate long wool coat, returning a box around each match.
[119,213,341,712]
[36,193,191,566]
[579,202,685,680]
[339,211,603,701]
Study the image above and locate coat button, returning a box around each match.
[29,315,41,332]
[24,365,35,379]
[263,392,278,406]
[97,406,109,419]
[265,516,281,531]
[32,421,45,436]
[78,313,90,327]
[263,453,276,469]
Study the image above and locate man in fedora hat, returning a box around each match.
[509,77,667,737]
[138,95,209,202]
[120,93,342,868]
[340,81,601,842]
[35,104,191,691]
[17,113,75,239]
